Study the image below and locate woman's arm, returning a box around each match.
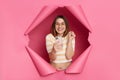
[49,41,63,61]
[46,34,57,61]
[48,47,56,61]
[65,31,76,60]
[65,39,75,60]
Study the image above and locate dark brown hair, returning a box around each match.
[51,15,69,37]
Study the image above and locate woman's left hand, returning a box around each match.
[68,31,76,41]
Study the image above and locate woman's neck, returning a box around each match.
[57,33,63,37]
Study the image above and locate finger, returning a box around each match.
[68,31,71,36]
[72,31,76,37]
[69,31,72,34]
[73,33,76,37]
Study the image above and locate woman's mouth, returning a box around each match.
[57,28,64,31]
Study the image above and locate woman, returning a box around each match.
[46,15,76,70]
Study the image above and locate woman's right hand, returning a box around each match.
[49,41,63,61]
[53,41,63,52]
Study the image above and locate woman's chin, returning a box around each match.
[58,32,64,35]
[57,31,64,34]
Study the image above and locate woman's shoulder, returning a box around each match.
[46,33,54,37]
[46,33,55,40]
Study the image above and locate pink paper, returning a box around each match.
[1,0,120,80]
[65,45,92,73]
[25,46,57,76]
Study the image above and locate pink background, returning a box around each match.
[1,0,120,80]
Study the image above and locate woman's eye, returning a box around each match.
[55,23,59,25]
[62,23,65,25]
[55,22,65,26]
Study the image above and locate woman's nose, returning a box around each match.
[58,26,61,28]
[58,24,62,27]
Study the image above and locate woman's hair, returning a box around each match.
[51,15,69,37]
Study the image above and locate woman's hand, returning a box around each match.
[49,39,63,61]
[68,31,76,41]
[53,41,63,52]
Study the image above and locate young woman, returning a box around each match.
[46,15,76,70]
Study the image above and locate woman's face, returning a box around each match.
[55,18,66,35]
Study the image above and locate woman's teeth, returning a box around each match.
[58,28,64,31]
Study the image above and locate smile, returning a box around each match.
[57,28,64,31]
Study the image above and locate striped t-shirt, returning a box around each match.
[45,33,75,63]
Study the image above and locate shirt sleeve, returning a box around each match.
[72,38,75,52]
[45,34,54,53]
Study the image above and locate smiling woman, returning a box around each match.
[45,15,76,70]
